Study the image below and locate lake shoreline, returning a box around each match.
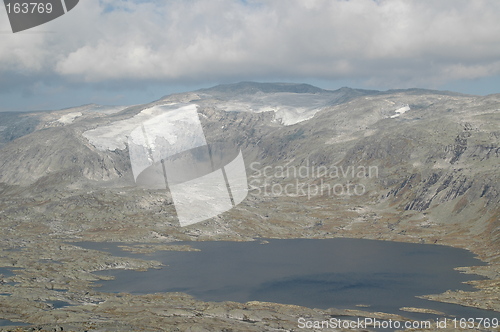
[1,197,499,331]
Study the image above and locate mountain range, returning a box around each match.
[0,82,499,330]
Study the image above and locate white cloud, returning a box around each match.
[1,0,500,88]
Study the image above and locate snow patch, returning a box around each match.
[62,104,128,115]
[0,126,6,132]
[274,107,322,125]
[83,103,196,151]
[390,105,410,118]
[216,101,322,126]
[58,112,82,124]
[212,92,332,126]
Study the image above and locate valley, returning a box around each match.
[0,82,499,331]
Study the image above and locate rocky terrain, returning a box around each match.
[0,82,499,331]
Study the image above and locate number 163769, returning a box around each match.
[5,2,53,14]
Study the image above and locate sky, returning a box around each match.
[1,0,500,112]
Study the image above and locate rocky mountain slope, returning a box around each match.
[1,83,497,238]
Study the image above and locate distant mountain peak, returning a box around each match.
[198,81,328,95]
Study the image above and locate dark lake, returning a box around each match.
[74,238,500,321]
